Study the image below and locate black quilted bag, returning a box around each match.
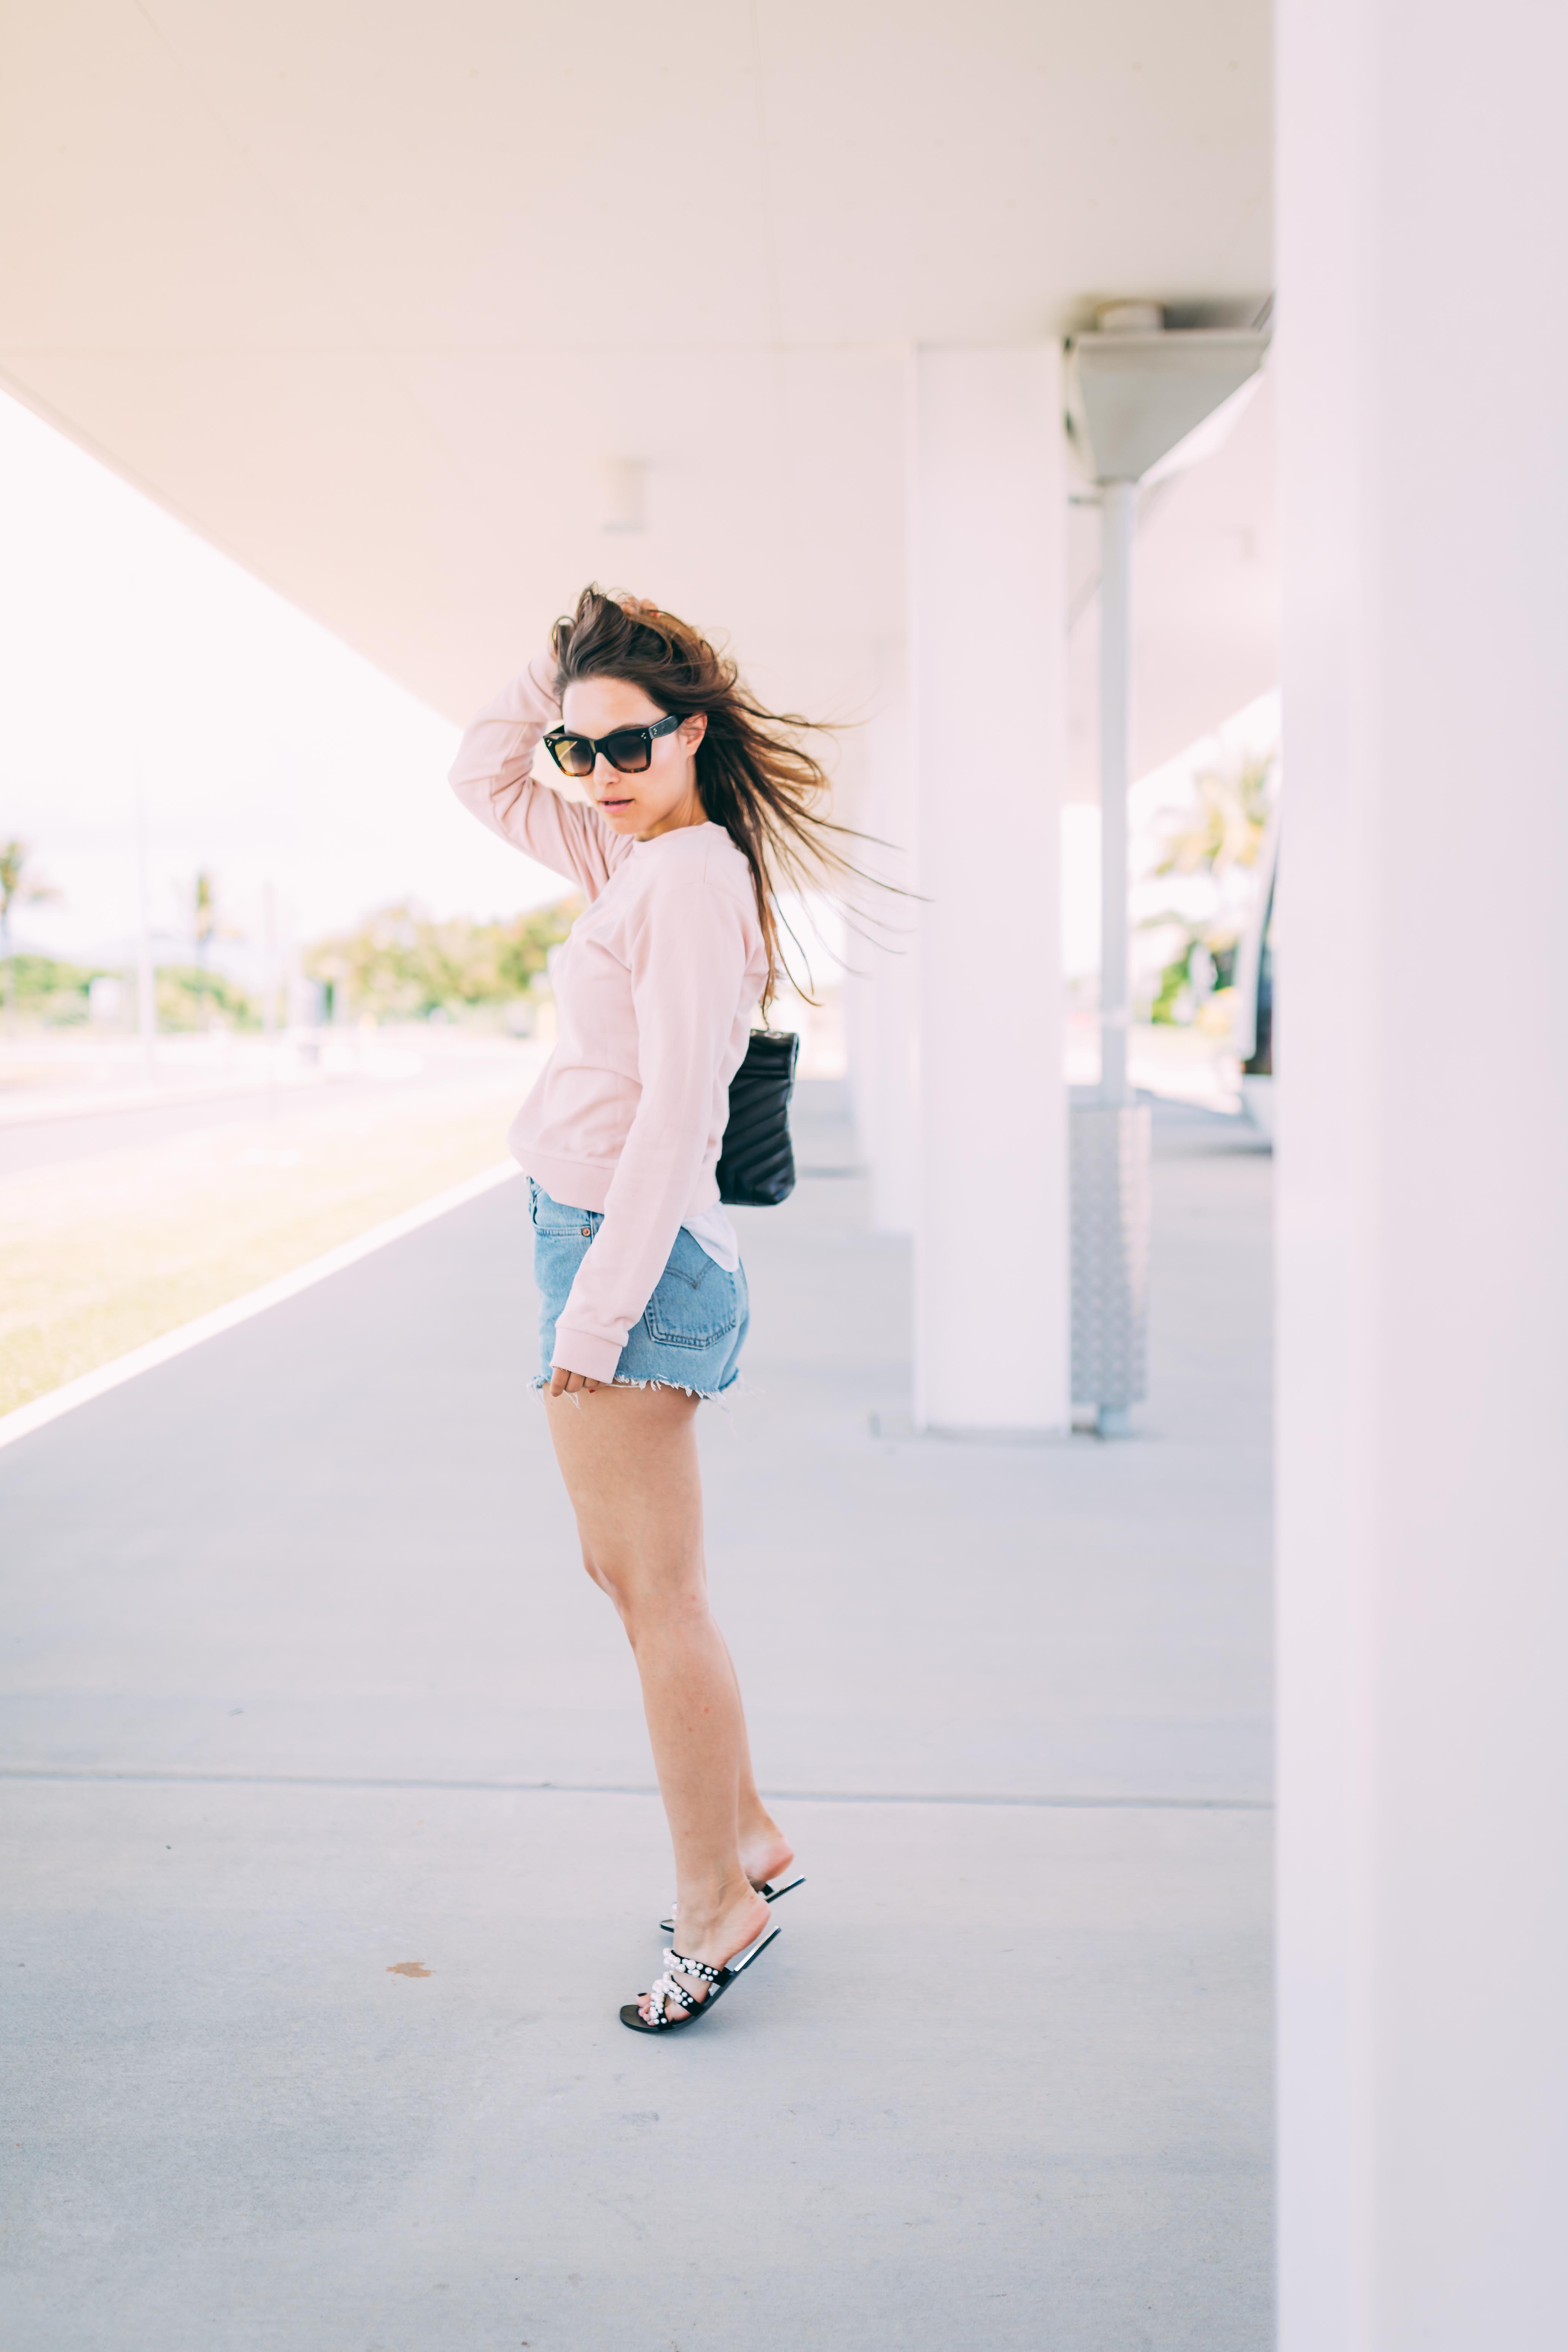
[716,1030,799,1207]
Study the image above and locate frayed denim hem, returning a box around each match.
[611,1371,733,1400]
[530,1370,738,1403]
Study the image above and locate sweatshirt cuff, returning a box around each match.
[549,1320,623,1385]
[522,652,561,717]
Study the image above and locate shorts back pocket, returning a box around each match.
[643,1229,741,1350]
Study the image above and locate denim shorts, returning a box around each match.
[527,1178,749,1398]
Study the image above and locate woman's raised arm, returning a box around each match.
[448,653,627,899]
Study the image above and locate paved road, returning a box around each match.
[1,1085,1273,2350]
[0,1054,536,1178]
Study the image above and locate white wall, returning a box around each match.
[908,348,1069,1434]
[1276,1,1568,2343]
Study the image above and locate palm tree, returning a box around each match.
[194,870,216,965]
[1153,751,1275,880]
[0,838,62,1024]
[1142,750,1277,1028]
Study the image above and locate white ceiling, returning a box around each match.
[0,1,1273,771]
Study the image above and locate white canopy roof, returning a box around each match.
[0,2,1274,768]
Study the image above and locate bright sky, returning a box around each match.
[0,390,568,978]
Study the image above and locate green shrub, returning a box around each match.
[4,953,111,1019]
[153,965,261,1031]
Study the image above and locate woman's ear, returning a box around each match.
[679,711,708,749]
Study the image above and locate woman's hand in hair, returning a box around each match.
[548,1365,601,1399]
[617,594,663,625]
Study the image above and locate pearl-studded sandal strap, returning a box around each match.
[640,1947,723,2027]
[666,1948,724,1986]
[644,1970,695,2022]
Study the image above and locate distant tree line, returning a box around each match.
[303,899,578,1021]
[2,857,578,1030]
[6,952,262,1030]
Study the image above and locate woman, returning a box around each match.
[450,587,862,2035]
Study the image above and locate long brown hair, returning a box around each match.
[550,584,880,1009]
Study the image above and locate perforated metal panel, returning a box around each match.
[1070,1103,1151,1409]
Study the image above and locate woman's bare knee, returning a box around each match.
[616,1576,711,1647]
[578,1545,652,1623]
[579,1545,619,1602]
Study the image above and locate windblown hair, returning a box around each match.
[550,585,881,1009]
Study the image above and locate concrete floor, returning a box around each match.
[1,1085,1273,2350]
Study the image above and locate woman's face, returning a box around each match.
[559,675,707,840]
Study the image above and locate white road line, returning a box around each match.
[0,1160,520,1453]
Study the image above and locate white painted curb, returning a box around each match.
[0,1160,520,1453]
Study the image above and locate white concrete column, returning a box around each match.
[1277,3,1568,2345]
[842,644,919,1234]
[909,347,1069,1434]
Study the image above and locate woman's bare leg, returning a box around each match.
[542,1381,786,2014]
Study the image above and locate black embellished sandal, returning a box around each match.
[620,1925,782,2034]
[659,1876,803,1937]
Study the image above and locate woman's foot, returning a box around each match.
[739,1821,795,1891]
[637,1881,770,2025]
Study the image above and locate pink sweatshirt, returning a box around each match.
[448,659,768,1384]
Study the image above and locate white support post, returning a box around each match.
[908,346,1069,1436]
[262,880,279,1053]
[133,777,156,1077]
[1097,479,1136,1107]
[1277,0,1568,2343]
